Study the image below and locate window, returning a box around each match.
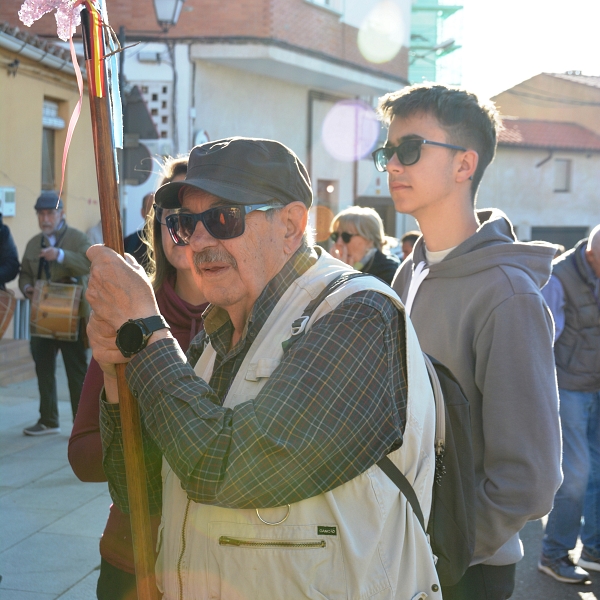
[41,100,65,190]
[41,129,55,190]
[531,226,588,251]
[135,82,173,140]
[304,0,343,15]
[554,159,571,192]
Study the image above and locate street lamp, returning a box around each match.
[118,0,185,228]
[153,0,186,33]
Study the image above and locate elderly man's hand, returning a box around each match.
[86,245,159,330]
[87,311,128,376]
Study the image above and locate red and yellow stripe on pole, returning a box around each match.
[85,1,106,97]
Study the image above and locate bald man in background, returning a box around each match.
[539,225,600,583]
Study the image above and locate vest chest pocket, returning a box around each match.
[245,358,281,382]
[207,522,347,600]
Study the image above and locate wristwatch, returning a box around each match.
[115,315,170,358]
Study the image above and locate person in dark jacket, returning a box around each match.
[123,192,154,271]
[330,206,399,284]
[0,213,20,290]
[539,227,600,583]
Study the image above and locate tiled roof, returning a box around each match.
[498,117,600,152]
[0,22,72,62]
[548,72,600,89]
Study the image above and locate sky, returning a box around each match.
[458,0,600,100]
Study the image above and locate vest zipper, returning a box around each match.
[219,536,326,549]
[177,498,191,600]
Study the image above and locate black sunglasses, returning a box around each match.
[153,203,179,225]
[372,139,467,172]
[330,231,359,244]
[165,203,284,246]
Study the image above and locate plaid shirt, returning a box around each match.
[101,246,408,514]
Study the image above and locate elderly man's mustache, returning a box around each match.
[192,248,237,272]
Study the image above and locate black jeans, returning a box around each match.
[96,558,137,600]
[442,563,516,600]
[30,332,87,427]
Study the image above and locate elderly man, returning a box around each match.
[86,138,440,600]
[20,191,90,435]
[539,226,600,582]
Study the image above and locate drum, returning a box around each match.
[0,289,16,340]
[30,280,82,341]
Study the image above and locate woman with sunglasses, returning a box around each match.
[329,206,400,285]
[68,156,208,600]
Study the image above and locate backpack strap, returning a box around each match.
[280,270,430,534]
[376,455,425,532]
[281,271,368,352]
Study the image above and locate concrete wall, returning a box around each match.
[0,47,99,291]
[477,146,600,240]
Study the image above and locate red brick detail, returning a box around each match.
[2,0,407,81]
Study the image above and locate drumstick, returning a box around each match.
[80,6,158,600]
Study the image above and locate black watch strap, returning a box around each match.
[139,315,170,335]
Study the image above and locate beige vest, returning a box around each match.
[157,252,440,600]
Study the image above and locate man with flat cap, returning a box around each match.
[20,191,91,435]
[86,137,441,599]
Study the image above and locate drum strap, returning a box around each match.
[38,225,68,282]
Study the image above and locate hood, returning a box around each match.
[411,208,557,291]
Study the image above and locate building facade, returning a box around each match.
[492,72,600,136]
[409,0,463,85]
[477,117,600,248]
[1,0,414,239]
[0,23,99,278]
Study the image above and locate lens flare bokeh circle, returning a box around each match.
[321,100,380,163]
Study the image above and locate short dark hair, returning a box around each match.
[377,83,502,199]
[401,230,420,245]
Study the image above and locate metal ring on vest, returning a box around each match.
[255,505,291,526]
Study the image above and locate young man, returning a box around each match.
[375,84,562,600]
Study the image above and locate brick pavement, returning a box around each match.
[0,356,598,599]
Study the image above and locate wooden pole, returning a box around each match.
[81,8,159,599]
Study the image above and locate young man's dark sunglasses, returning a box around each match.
[330,231,359,244]
[164,203,284,246]
[372,138,467,172]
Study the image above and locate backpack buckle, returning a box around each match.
[290,316,310,337]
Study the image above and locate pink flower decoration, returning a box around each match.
[18,0,83,41]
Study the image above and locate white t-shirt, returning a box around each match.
[425,245,457,265]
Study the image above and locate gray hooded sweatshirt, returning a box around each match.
[393,208,562,566]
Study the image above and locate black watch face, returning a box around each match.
[119,321,145,353]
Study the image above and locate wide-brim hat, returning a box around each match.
[34,191,63,210]
[154,137,313,209]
